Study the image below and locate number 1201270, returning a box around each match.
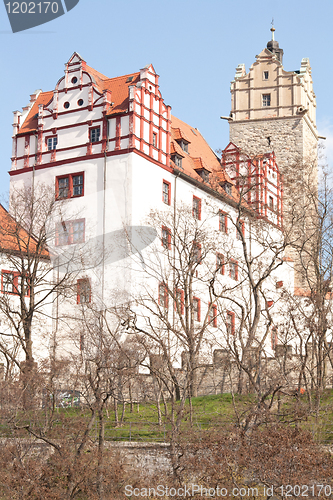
[5,2,59,13]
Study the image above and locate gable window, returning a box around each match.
[226,311,235,335]
[162,180,171,205]
[262,94,271,107]
[236,220,245,240]
[263,71,269,80]
[159,283,168,309]
[90,127,100,143]
[192,196,201,220]
[77,278,91,304]
[175,288,184,315]
[219,211,228,233]
[56,173,84,200]
[161,226,171,250]
[208,303,217,327]
[47,136,57,151]
[193,297,201,322]
[230,259,238,281]
[55,219,85,246]
[153,132,157,148]
[216,253,225,275]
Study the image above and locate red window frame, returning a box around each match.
[1,270,30,296]
[55,219,85,246]
[236,220,245,240]
[276,281,283,289]
[229,259,238,281]
[216,253,225,275]
[56,172,84,200]
[226,311,235,335]
[161,226,171,250]
[219,210,228,233]
[162,180,171,205]
[193,297,201,322]
[208,303,217,327]
[192,196,201,220]
[159,283,168,309]
[175,288,184,315]
[77,278,91,304]
[193,242,202,265]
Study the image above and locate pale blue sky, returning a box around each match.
[1,0,332,200]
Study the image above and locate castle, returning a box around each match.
[0,30,320,391]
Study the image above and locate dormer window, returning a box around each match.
[178,140,189,153]
[221,182,232,196]
[171,154,182,169]
[196,169,210,182]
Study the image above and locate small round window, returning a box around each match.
[71,76,78,84]
[64,102,70,109]
[77,99,84,106]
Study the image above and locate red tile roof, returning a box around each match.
[18,91,53,135]
[0,204,49,258]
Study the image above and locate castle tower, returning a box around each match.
[229,27,319,291]
[229,26,318,174]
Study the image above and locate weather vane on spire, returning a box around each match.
[270,18,275,41]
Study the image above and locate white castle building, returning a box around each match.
[5,36,314,373]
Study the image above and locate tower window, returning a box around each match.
[153,132,157,148]
[77,278,91,304]
[262,94,271,107]
[263,71,269,80]
[162,180,171,205]
[90,127,100,143]
[192,196,201,220]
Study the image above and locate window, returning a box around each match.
[90,127,100,143]
[208,304,217,327]
[56,173,84,200]
[55,219,85,246]
[271,327,278,349]
[1,271,29,296]
[161,226,171,250]
[222,182,232,196]
[153,132,157,147]
[230,259,238,280]
[172,154,182,168]
[192,242,201,264]
[262,94,271,107]
[47,136,57,151]
[159,283,168,309]
[77,278,91,304]
[263,71,269,80]
[162,180,171,205]
[269,196,274,210]
[219,211,228,233]
[2,272,15,294]
[192,196,201,220]
[226,311,235,335]
[236,220,245,240]
[216,253,225,275]
[179,140,188,153]
[175,289,184,315]
[193,297,201,322]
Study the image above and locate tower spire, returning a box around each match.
[271,18,275,41]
